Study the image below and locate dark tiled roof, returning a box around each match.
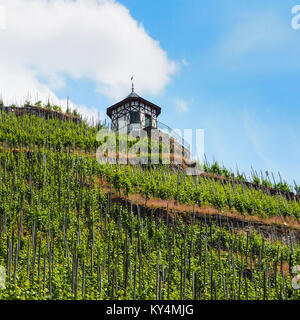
[107,91,161,117]
[127,91,140,98]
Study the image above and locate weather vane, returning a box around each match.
[131,76,134,92]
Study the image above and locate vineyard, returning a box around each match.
[0,109,299,300]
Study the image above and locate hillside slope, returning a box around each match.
[0,110,299,300]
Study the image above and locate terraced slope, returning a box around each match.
[0,110,299,300]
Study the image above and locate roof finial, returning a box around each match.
[131,76,134,92]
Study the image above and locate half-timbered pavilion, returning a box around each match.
[106,87,161,132]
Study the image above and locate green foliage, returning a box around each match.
[100,164,300,221]
[35,101,42,107]
[210,162,222,175]
[236,172,247,182]
[274,181,291,193]
[205,162,235,179]
[24,100,31,107]
[0,110,100,152]
[52,105,62,112]
[261,179,273,189]
[0,111,298,300]
[44,100,52,110]
[0,149,298,300]
[252,176,260,185]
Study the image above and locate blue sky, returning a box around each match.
[111,0,300,186]
[1,0,300,187]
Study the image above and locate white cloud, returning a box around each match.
[0,0,177,118]
[175,98,189,113]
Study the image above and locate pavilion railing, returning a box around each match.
[104,120,191,152]
[156,120,191,152]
